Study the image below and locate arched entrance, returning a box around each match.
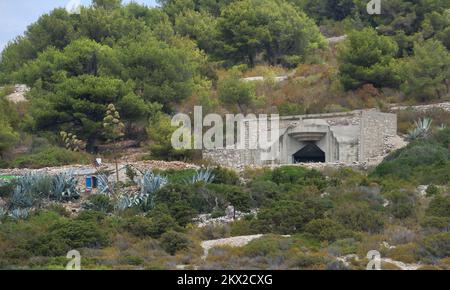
[293,142,325,163]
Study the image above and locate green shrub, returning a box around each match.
[27,220,109,256]
[426,195,450,218]
[146,205,179,238]
[9,146,90,169]
[123,216,157,238]
[290,253,327,269]
[385,191,416,219]
[434,128,450,148]
[82,195,113,213]
[304,218,353,242]
[387,243,420,264]
[328,239,359,256]
[423,233,450,259]
[160,231,190,255]
[271,166,310,184]
[372,140,449,184]
[120,254,144,266]
[243,235,288,258]
[334,203,385,233]
[248,180,281,207]
[425,184,440,197]
[167,201,197,227]
[230,219,258,236]
[163,169,197,184]
[256,200,312,234]
[210,208,225,218]
[271,166,327,189]
[207,183,252,212]
[421,216,450,232]
[155,184,206,213]
[45,204,70,217]
[211,166,240,185]
[76,210,107,223]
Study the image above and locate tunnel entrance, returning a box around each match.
[293,142,325,163]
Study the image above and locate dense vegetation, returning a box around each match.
[0,131,448,269]
[0,0,448,164]
[0,0,449,270]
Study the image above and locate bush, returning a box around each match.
[256,200,312,234]
[46,204,70,217]
[387,243,420,264]
[248,180,281,207]
[421,216,450,232]
[211,167,240,185]
[123,216,157,238]
[9,146,90,169]
[28,220,109,256]
[426,184,440,197]
[207,184,252,212]
[290,253,328,269]
[385,191,416,219]
[154,185,201,223]
[271,166,310,184]
[243,235,288,258]
[82,195,113,213]
[210,208,225,218]
[423,233,450,259]
[304,218,353,242]
[160,231,190,255]
[372,140,449,184]
[76,210,107,223]
[334,203,385,234]
[146,205,179,238]
[426,195,450,218]
[271,166,327,189]
[328,239,359,257]
[230,219,258,236]
[163,169,197,184]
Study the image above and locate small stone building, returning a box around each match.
[203,109,397,168]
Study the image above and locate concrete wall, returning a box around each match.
[202,109,397,167]
[359,111,397,160]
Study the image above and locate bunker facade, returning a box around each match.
[203,109,397,168]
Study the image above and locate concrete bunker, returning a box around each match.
[202,109,398,168]
[293,142,325,163]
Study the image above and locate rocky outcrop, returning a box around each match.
[5,84,29,103]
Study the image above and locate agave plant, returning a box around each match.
[115,193,141,211]
[51,172,80,201]
[9,186,34,210]
[97,174,116,196]
[135,170,168,211]
[185,169,215,184]
[14,172,52,200]
[407,117,433,141]
[9,208,30,220]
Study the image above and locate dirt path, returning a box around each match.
[201,234,263,259]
